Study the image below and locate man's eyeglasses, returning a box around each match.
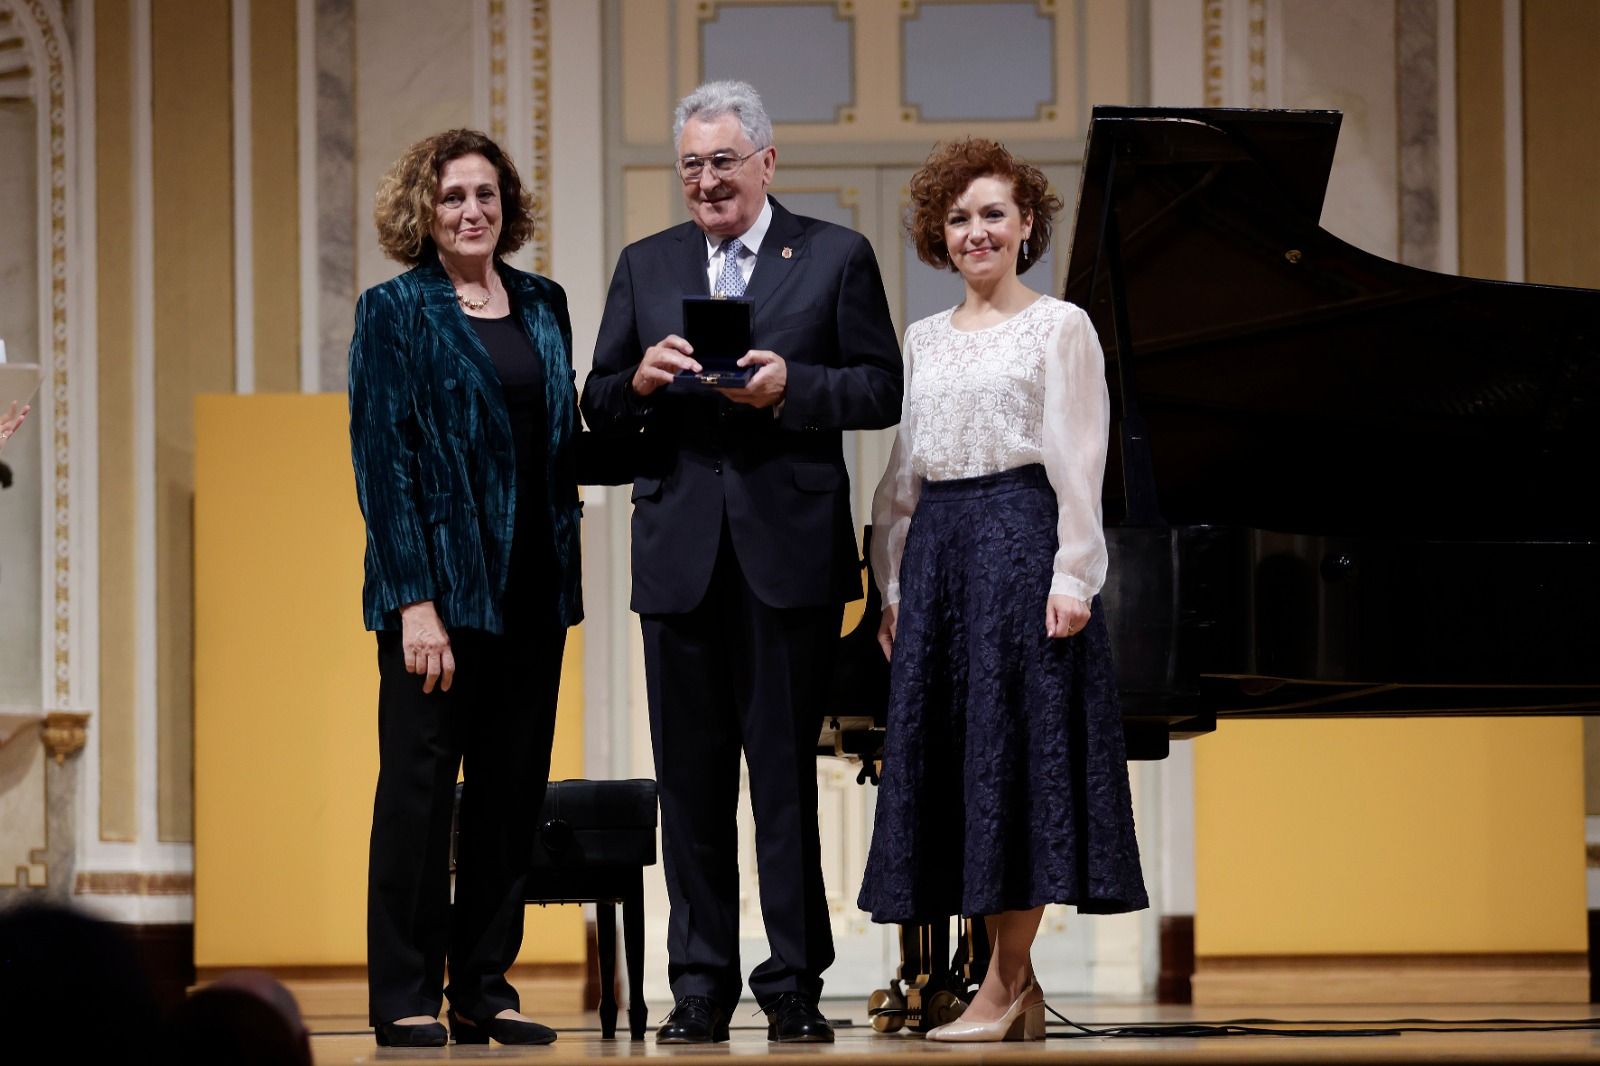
[676,148,764,184]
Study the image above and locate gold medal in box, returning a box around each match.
[674,295,754,389]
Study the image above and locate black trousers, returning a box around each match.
[641,527,840,1011]
[366,624,565,1025]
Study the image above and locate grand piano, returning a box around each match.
[829,104,1600,1028]
[1071,105,1600,757]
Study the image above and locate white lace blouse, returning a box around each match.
[869,295,1111,606]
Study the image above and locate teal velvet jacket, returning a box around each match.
[348,256,583,633]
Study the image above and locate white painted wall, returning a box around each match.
[1280,0,1400,259]
[353,0,477,294]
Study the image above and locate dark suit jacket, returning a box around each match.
[348,256,583,633]
[581,197,902,614]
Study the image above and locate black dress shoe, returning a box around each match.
[374,1019,447,1047]
[764,992,834,1043]
[448,1008,558,1045]
[656,996,729,1044]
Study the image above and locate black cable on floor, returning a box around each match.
[1044,1003,1600,1039]
[1217,1015,1600,1026]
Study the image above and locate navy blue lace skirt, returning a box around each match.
[857,464,1148,923]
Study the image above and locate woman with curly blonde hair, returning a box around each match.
[859,138,1147,1041]
[350,128,582,1048]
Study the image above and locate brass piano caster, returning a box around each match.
[868,987,906,1033]
[924,989,966,1028]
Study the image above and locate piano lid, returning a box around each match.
[1065,106,1600,541]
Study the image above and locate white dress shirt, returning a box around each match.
[703,198,773,292]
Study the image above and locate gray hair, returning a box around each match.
[673,80,773,151]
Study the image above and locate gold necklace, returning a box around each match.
[456,286,493,311]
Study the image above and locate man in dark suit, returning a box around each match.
[581,80,901,1044]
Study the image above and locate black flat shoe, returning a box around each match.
[764,992,834,1043]
[655,996,729,1043]
[448,1008,557,1046]
[374,1019,447,1047]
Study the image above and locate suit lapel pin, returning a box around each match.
[782,247,793,259]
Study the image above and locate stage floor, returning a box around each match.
[304,1000,1600,1064]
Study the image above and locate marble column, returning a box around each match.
[0,713,89,905]
[1398,0,1442,271]
[316,0,356,392]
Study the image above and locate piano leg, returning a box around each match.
[867,983,906,1033]
[913,924,943,1031]
[956,915,990,992]
[868,923,924,1033]
[623,871,648,1041]
[868,918,988,1034]
[596,900,618,1039]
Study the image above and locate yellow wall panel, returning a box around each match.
[621,0,672,145]
[1455,0,1505,280]
[251,0,301,392]
[1523,0,1600,290]
[153,0,235,843]
[1195,718,1585,957]
[195,395,583,966]
[624,167,677,243]
[1083,0,1125,115]
[95,0,138,843]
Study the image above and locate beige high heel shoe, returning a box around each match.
[925,978,1045,1042]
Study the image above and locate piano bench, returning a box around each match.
[452,778,659,1040]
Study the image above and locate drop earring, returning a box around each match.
[1021,239,1030,261]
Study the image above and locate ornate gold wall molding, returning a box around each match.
[698,0,858,125]
[1203,0,1224,106]
[488,0,508,140]
[2,0,75,710]
[74,870,195,896]
[528,0,551,274]
[898,0,1060,126]
[41,711,89,765]
[1203,0,1269,108]
[487,0,550,274]
[1246,0,1266,106]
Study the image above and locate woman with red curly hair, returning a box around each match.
[859,139,1147,1041]
[349,129,581,1048]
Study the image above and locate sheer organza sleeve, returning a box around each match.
[1041,305,1110,601]
[869,330,921,607]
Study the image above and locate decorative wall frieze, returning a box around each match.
[74,870,194,896]
[1,0,76,711]
[528,0,551,274]
[1205,0,1272,108]
[488,0,508,141]
[1203,0,1224,106]
[1246,0,1267,106]
[484,0,550,274]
